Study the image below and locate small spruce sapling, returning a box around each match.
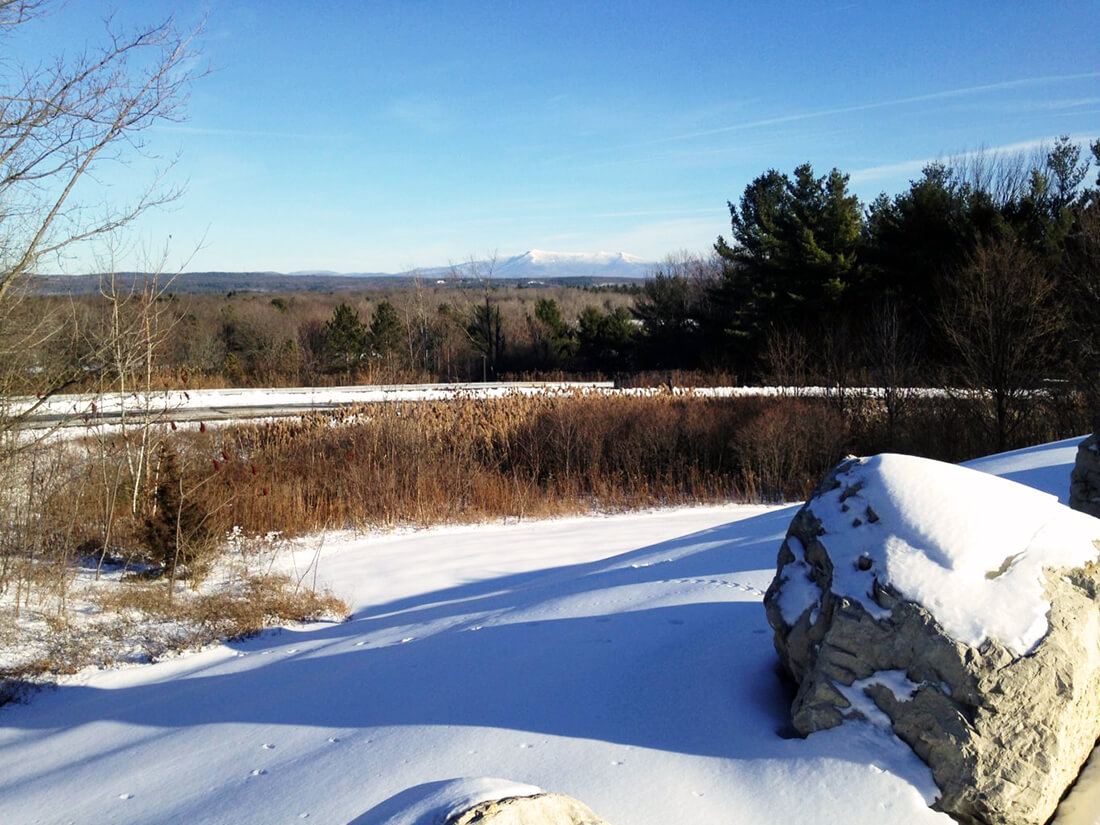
[142,444,214,580]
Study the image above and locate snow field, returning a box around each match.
[0,438,1096,824]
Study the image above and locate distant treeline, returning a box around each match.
[27,271,642,296]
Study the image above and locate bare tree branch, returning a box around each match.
[0,2,201,437]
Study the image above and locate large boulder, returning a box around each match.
[372,778,611,825]
[446,793,610,825]
[764,454,1100,825]
[1070,431,1100,518]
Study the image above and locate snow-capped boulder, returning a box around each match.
[446,792,611,824]
[375,778,610,825]
[1070,431,1100,518]
[764,454,1100,825]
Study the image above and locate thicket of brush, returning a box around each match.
[96,389,1095,540]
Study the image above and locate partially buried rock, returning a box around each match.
[446,792,611,825]
[376,778,611,825]
[1070,431,1100,518]
[764,453,1100,825]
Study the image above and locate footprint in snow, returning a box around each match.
[118,793,133,800]
[250,769,267,776]
[262,743,276,750]
[668,577,764,596]
[519,743,534,749]
[327,737,339,743]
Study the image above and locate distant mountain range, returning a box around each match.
[32,250,657,295]
[413,249,655,281]
[288,250,655,281]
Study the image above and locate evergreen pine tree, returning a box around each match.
[323,302,370,376]
[143,445,212,576]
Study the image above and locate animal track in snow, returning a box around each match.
[667,577,764,596]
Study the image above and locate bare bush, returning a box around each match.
[939,236,1065,452]
[734,399,849,502]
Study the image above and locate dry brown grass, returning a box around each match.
[94,574,349,639]
[1,573,348,703]
[199,391,771,533]
[164,389,1092,533]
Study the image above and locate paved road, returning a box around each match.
[11,381,619,430]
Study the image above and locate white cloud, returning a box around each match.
[652,73,1100,145]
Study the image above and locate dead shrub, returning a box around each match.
[94,575,349,643]
[735,399,850,501]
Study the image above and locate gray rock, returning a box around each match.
[1070,431,1100,518]
[765,454,1100,825]
[446,793,611,825]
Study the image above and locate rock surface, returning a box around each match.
[446,793,611,825]
[1070,431,1100,518]
[764,454,1100,825]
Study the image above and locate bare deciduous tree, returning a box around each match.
[1063,205,1100,428]
[863,299,922,449]
[0,1,200,432]
[0,1,199,607]
[939,236,1065,452]
[450,253,505,380]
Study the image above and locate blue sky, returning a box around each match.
[18,1,1100,273]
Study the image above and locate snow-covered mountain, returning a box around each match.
[496,249,653,279]
[408,249,655,281]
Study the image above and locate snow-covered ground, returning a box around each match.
[0,436,1096,824]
